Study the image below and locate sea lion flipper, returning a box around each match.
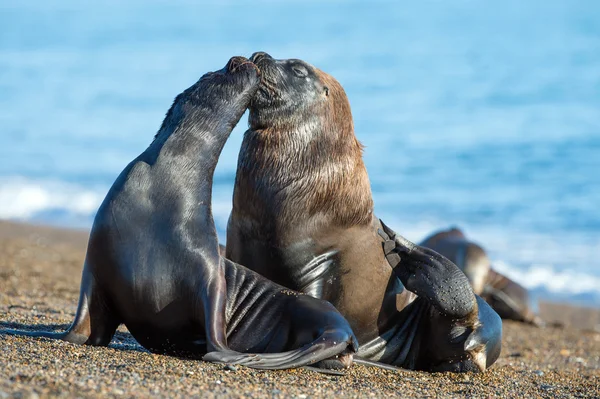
[202,350,260,365]
[201,265,236,354]
[203,329,355,370]
[379,219,477,319]
[2,267,120,346]
[482,283,543,327]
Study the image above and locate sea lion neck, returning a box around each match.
[141,77,257,231]
[236,119,374,231]
[151,65,259,170]
[151,87,251,173]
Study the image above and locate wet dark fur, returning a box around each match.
[1,57,358,370]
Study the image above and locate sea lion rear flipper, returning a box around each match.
[203,329,357,370]
[378,220,477,319]
[482,284,544,327]
[2,266,120,345]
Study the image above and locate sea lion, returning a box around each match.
[226,52,502,372]
[2,56,358,370]
[420,227,542,326]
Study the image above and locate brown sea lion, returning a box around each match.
[1,56,358,370]
[225,52,502,372]
[420,227,542,326]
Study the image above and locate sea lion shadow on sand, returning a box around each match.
[1,56,358,370]
[0,321,146,353]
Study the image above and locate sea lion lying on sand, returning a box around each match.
[2,56,357,370]
[226,52,502,372]
[420,227,542,326]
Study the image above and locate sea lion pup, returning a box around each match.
[2,57,358,370]
[226,52,501,372]
[420,227,542,326]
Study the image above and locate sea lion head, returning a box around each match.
[156,56,260,139]
[194,55,261,107]
[248,51,352,137]
[427,296,502,373]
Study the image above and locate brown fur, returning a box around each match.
[229,64,392,336]
[234,69,373,237]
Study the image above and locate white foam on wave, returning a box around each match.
[493,260,600,296]
[0,177,105,220]
[0,176,236,233]
[2,177,599,303]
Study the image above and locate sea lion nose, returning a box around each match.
[250,52,272,64]
[227,56,250,72]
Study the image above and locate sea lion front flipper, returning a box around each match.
[379,222,503,372]
[378,220,477,319]
[203,328,357,370]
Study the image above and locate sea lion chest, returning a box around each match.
[227,213,404,342]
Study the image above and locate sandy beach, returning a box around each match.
[1,220,598,398]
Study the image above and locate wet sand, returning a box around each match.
[1,220,599,398]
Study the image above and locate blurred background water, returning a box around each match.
[1,0,599,305]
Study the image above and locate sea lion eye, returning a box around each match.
[292,65,308,78]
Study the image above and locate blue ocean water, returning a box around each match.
[1,1,599,305]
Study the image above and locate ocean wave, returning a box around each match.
[369,218,600,304]
[493,260,600,297]
[0,177,105,220]
[0,176,238,231]
[1,176,599,304]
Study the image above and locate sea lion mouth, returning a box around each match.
[250,51,273,66]
[248,52,279,113]
[226,56,259,74]
[249,52,277,88]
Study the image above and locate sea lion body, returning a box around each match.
[226,52,502,372]
[3,57,357,369]
[419,228,491,295]
[420,228,541,325]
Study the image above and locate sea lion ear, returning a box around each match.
[324,86,330,96]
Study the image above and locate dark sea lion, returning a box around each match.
[226,52,502,372]
[420,227,542,326]
[2,56,358,370]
